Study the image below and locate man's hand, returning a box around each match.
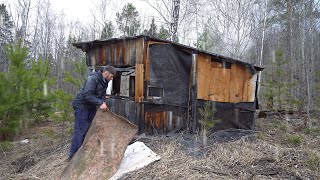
[99,102,108,110]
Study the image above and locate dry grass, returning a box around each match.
[122,135,318,179]
[1,115,320,180]
[0,122,69,180]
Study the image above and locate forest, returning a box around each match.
[1,0,320,139]
[1,0,320,179]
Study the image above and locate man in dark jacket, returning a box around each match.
[68,65,116,160]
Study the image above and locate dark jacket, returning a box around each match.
[72,71,109,109]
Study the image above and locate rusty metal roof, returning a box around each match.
[73,35,264,71]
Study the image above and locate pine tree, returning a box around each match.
[146,17,157,37]
[51,58,87,139]
[0,40,54,140]
[157,25,170,40]
[198,101,220,146]
[116,3,141,36]
[0,3,14,72]
[262,48,296,111]
[100,21,114,39]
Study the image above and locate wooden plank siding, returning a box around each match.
[135,37,144,64]
[87,38,145,66]
[144,111,182,134]
[98,45,105,65]
[197,55,257,103]
[229,64,247,102]
[209,67,231,102]
[197,54,211,100]
[242,73,257,102]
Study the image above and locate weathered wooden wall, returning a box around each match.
[144,111,183,134]
[197,54,257,103]
[86,38,145,66]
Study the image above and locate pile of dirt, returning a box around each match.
[1,115,319,179]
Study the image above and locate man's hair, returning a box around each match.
[103,65,117,76]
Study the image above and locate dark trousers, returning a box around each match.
[69,106,97,159]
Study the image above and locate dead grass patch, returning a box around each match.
[0,115,319,179]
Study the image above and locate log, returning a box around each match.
[60,109,138,180]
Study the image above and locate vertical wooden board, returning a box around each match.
[90,49,96,66]
[121,42,125,65]
[229,64,246,102]
[242,68,251,102]
[243,73,257,102]
[124,40,136,65]
[135,37,144,64]
[209,68,231,102]
[143,41,149,81]
[115,42,123,65]
[123,40,129,65]
[197,55,211,100]
[155,112,161,129]
[135,64,144,102]
[110,44,115,65]
[162,111,168,132]
[144,112,151,129]
[130,40,137,65]
[98,46,105,65]
[105,45,111,64]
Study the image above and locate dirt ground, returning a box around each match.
[1,114,320,180]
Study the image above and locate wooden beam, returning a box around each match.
[191,53,198,133]
[197,55,211,100]
[135,64,144,102]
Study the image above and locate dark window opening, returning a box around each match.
[148,86,164,98]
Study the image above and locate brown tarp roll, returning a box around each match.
[60,109,138,180]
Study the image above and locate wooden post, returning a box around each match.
[135,64,144,102]
[191,53,198,133]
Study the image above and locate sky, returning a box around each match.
[0,0,197,46]
[0,0,154,24]
[50,0,152,24]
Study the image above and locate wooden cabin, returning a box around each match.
[73,35,263,134]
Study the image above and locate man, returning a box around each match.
[68,65,116,161]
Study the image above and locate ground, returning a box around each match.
[1,114,320,180]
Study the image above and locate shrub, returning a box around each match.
[198,101,220,146]
[307,152,320,172]
[286,134,303,145]
[0,141,14,151]
[0,40,54,140]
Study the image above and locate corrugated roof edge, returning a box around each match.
[72,35,264,72]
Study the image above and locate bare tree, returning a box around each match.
[206,0,258,60]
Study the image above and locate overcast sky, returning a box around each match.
[50,0,152,24]
[0,0,197,45]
